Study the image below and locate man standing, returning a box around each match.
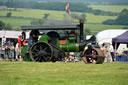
[17,35,22,61]
[3,40,11,60]
[109,43,115,62]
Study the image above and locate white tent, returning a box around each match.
[0,30,29,39]
[0,30,29,46]
[96,29,127,45]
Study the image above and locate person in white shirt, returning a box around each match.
[109,43,115,62]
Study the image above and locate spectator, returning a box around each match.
[17,35,22,61]
[0,47,2,56]
[101,43,107,62]
[2,40,5,46]
[3,40,11,60]
[10,42,14,60]
[101,43,112,62]
[109,43,115,62]
[23,39,28,46]
[105,45,112,62]
[101,43,106,55]
[15,42,19,60]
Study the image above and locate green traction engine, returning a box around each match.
[21,20,105,64]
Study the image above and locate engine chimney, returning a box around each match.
[79,20,84,42]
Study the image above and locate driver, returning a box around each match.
[27,29,40,52]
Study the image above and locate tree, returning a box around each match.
[0,21,5,30]
[102,19,115,25]
[6,12,12,17]
[93,9,102,15]
[122,27,128,29]
[103,9,128,25]
[5,24,13,30]
[115,9,128,25]
[43,13,50,20]
[5,0,15,7]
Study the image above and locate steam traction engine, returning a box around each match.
[21,20,105,64]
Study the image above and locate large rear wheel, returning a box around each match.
[30,42,53,62]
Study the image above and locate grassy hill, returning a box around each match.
[0,8,117,23]
[0,6,128,33]
[88,5,128,13]
[0,61,128,85]
[0,17,31,28]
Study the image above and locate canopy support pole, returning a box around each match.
[114,40,117,60]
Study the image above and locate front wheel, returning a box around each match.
[82,48,105,64]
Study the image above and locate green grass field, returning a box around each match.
[88,5,128,13]
[0,9,66,20]
[0,17,31,27]
[85,24,128,31]
[86,13,117,23]
[0,61,128,85]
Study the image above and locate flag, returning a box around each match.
[65,2,70,14]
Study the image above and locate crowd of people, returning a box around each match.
[0,30,40,61]
[2,40,14,60]
[0,35,28,61]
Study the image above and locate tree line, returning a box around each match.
[103,9,128,25]
[1,0,128,5]
[0,0,118,16]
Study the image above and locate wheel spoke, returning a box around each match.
[45,52,50,56]
[31,52,36,55]
[33,53,39,57]
[43,47,47,52]
[39,45,43,50]
[38,56,42,62]
[32,47,39,52]
[42,55,47,61]
[34,56,39,61]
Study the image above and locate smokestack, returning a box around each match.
[79,20,84,42]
